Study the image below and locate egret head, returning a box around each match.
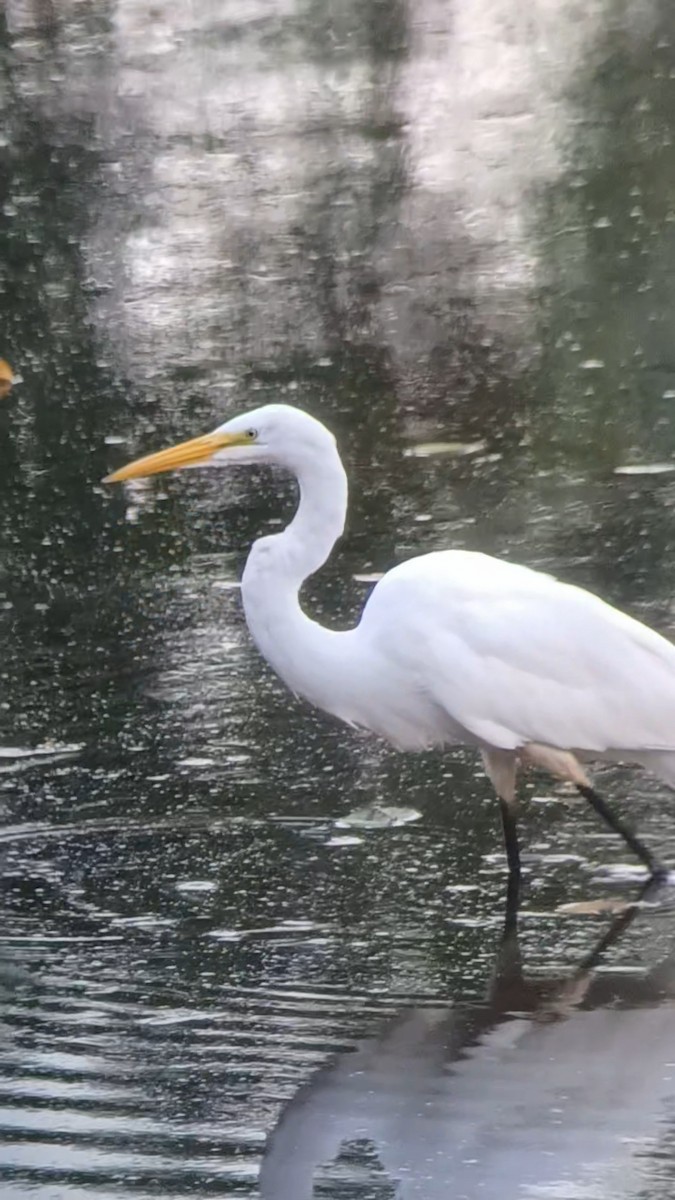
[103,404,337,484]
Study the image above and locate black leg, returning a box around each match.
[576,784,667,879]
[500,797,521,877]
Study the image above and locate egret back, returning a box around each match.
[359,550,675,762]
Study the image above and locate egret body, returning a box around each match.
[106,404,675,882]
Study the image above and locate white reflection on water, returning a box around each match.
[8,0,657,381]
[260,895,675,1199]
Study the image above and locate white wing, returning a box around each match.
[360,550,675,754]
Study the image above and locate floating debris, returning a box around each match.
[536,853,585,866]
[110,915,177,929]
[614,463,675,476]
[579,359,605,370]
[0,743,84,774]
[336,803,422,830]
[405,440,486,459]
[0,743,83,759]
[556,898,630,916]
[175,880,218,894]
[593,863,667,884]
[353,572,385,584]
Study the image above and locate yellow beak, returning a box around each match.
[103,431,249,483]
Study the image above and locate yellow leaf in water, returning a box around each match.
[0,359,14,399]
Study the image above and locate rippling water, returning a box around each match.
[4,0,675,1196]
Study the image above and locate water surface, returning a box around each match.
[3,1,675,1196]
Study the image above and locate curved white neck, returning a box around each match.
[240,444,351,703]
[277,448,349,585]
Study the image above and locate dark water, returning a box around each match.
[3,1,675,1196]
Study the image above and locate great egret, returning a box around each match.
[105,404,675,882]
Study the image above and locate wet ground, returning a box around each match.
[3,1,675,1196]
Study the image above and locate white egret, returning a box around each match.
[105,404,675,882]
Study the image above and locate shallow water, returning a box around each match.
[3,1,675,1196]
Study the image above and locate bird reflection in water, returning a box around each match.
[260,879,675,1199]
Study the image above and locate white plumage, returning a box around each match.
[364,550,675,767]
[106,403,675,879]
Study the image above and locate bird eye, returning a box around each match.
[245,428,257,440]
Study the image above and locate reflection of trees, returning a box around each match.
[4,0,556,593]
[19,0,536,442]
[533,1,675,468]
[0,12,176,766]
[529,1,675,611]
